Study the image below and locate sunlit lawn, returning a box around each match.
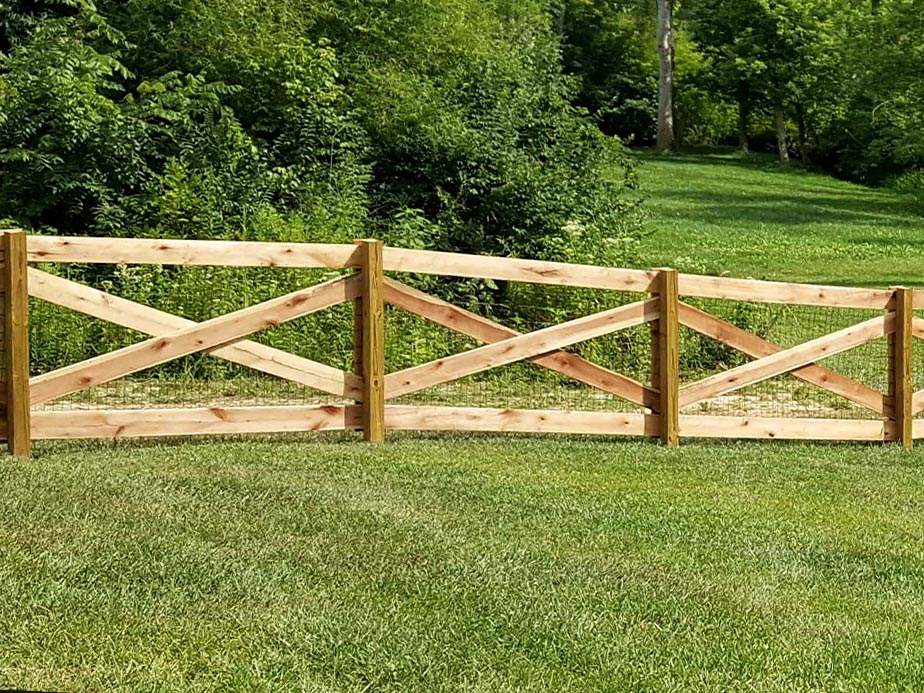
[635,147,924,287]
[3,437,924,691]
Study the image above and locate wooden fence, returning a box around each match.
[2,229,922,455]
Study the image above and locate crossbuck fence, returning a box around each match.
[1,229,922,455]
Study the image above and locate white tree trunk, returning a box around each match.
[656,0,674,152]
[775,106,790,164]
[738,96,749,153]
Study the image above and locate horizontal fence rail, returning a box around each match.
[4,229,924,454]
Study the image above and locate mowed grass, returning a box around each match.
[4,437,924,691]
[6,151,924,693]
[635,148,924,286]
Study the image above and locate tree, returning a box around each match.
[1,0,645,270]
[655,0,674,151]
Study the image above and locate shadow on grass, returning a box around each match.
[634,146,797,172]
[649,188,923,228]
[636,146,924,214]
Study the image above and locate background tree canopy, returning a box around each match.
[0,0,643,270]
[1,0,923,261]
[559,0,924,189]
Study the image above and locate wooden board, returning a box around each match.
[912,419,924,440]
[680,415,894,441]
[678,273,892,309]
[678,302,888,416]
[31,403,894,443]
[3,231,30,456]
[358,240,385,441]
[384,247,657,292]
[29,269,362,399]
[28,235,360,269]
[383,405,659,436]
[32,405,361,439]
[892,287,914,447]
[655,269,679,446]
[385,298,659,399]
[680,315,891,408]
[30,274,361,405]
[383,278,658,409]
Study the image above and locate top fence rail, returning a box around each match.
[24,234,905,308]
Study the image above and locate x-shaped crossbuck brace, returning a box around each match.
[29,269,362,406]
[29,270,923,418]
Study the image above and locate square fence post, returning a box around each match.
[889,286,913,448]
[354,239,385,442]
[2,230,30,456]
[654,268,679,447]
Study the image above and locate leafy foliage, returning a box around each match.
[1,0,642,269]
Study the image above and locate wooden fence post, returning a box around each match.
[2,230,30,456]
[355,239,385,442]
[889,286,913,448]
[352,261,364,410]
[655,268,679,446]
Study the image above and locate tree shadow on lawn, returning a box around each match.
[635,149,923,205]
[635,147,837,179]
[650,188,923,229]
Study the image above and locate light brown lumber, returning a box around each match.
[32,405,360,439]
[891,287,914,447]
[679,314,891,409]
[383,405,659,436]
[28,268,362,399]
[678,302,889,416]
[385,298,660,399]
[2,230,30,456]
[357,240,385,442]
[30,274,361,406]
[678,273,892,310]
[912,313,924,414]
[27,235,360,269]
[655,269,679,446]
[912,316,924,340]
[383,247,657,292]
[680,415,894,441]
[383,278,659,409]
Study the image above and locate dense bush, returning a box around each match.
[1,0,650,378]
[1,0,643,267]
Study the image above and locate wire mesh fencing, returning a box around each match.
[25,262,901,424]
[679,298,889,420]
[29,264,355,411]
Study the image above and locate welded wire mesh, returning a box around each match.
[0,301,6,405]
[29,264,354,411]
[680,298,888,420]
[913,310,924,418]
[385,282,652,413]
[26,261,896,422]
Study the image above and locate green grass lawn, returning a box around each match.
[4,437,924,691]
[635,148,924,286]
[6,151,924,693]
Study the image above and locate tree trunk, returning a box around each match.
[796,106,813,164]
[655,0,674,153]
[554,1,567,35]
[737,98,749,153]
[774,105,790,164]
